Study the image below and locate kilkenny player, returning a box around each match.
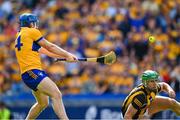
[122,70,180,119]
[15,13,77,120]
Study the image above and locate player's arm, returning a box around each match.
[124,93,146,119]
[31,28,77,60]
[38,38,77,61]
[38,47,62,58]
[158,82,176,98]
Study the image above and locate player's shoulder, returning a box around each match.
[19,27,38,35]
[133,84,146,93]
[29,28,41,33]
[133,85,147,100]
[129,85,146,101]
[132,91,147,109]
[134,92,146,100]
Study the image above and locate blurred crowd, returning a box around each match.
[0,0,180,95]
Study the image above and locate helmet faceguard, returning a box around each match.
[19,13,39,28]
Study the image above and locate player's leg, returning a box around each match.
[26,90,49,119]
[37,77,68,120]
[148,96,180,116]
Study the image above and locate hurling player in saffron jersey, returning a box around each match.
[15,13,77,120]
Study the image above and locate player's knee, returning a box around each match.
[39,101,49,109]
[52,90,62,99]
[169,98,177,107]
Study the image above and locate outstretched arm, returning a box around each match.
[38,47,62,58]
[159,82,176,98]
[38,38,77,61]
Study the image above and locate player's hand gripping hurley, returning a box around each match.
[55,51,116,65]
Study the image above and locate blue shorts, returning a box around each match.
[21,69,48,91]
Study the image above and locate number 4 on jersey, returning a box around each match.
[15,36,23,51]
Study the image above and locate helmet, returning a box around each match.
[19,13,39,27]
[141,70,159,87]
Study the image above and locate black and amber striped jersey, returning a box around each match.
[121,84,161,119]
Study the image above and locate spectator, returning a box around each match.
[170,65,180,92]
[0,0,179,95]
